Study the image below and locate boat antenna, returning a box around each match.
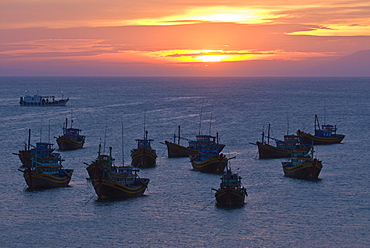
[121,121,125,165]
[48,120,51,143]
[324,99,326,124]
[28,129,31,150]
[103,122,107,154]
[286,114,289,135]
[143,111,147,139]
[39,120,42,142]
[177,125,181,145]
[70,108,74,128]
[209,106,213,136]
[199,99,204,135]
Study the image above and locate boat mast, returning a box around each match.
[28,129,31,151]
[315,114,321,130]
[267,123,271,145]
[48,120,51,143]
[178,125,181,145]
[286,115,289,135]
[121,122,124,165]
[209,111,213,136]
[39,121,42,142]
[143,111,147,139]
[103,122,107,154]
[198,99,204,135]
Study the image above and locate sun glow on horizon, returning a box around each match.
[138,49,274,63]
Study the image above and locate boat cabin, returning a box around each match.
[315,124,337,138]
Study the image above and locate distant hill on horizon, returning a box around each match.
[303,49,370,77]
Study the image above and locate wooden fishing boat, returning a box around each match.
[213,166,248,207]
[92,166,150,200]
[131,130,157,168]
[85,144,114,179]
[282,149,322,180]
[13,129,60,167]
[20,92,69,106]
[164,126,225,158]
[88,147,150,199]
[164,140,199,158]
[18,154,73,189]
[190,148,228,174]
[297,115,345,145]
[56,118,85,150]
[254,124,311,159]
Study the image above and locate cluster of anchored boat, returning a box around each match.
[252,114,345,180]
[16,92,344,207]
[14,118,248,207]
[17,93,248,206]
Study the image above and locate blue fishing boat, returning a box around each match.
[190,146,228,174]
[282,149,322,180]
[18,153,73,189]
[164,126,225,158]
[13,129,60,167]
[297,115,345,145]
[85,144,114,179]
[131,130,157,168]
[88,147,150,199]
[255,124,311,159]
[213,166,248,207]
[56,118,85,150]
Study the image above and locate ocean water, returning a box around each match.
[0,77,369,247]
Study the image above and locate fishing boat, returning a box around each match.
[85,144,114,179]
[212,166,248,207]
[297,115,345,145]
[88,147,150,199]
[254,124,311,159]
[20,92,69,106]
[164,126,225,158]
[190,147,228,174]
[282,149,322,180]
[18,153,73,189]
[131,130,157,168]
[13,129,60,167]
[56,118,85,150]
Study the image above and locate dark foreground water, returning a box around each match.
[0,77,369,247]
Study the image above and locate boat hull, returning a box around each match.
[86,161,107,179]
[282,160,322,180]
[165,141,199,158]
[191,155,228,174]
[215,188,246,207]
[256,142,311,159]
[16,150,59,167]
[20,98,69,106]
[23,169,73,188]
[56,136,85,150]
[92,178,150,199]
[131,149,157,168]
[298,131,345,145]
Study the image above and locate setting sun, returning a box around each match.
[1,0,369,76]
[199,55,226,62]
[143,50,275,63]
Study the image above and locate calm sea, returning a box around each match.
[0,77,369,247]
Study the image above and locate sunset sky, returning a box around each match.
[1,0,370,76]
